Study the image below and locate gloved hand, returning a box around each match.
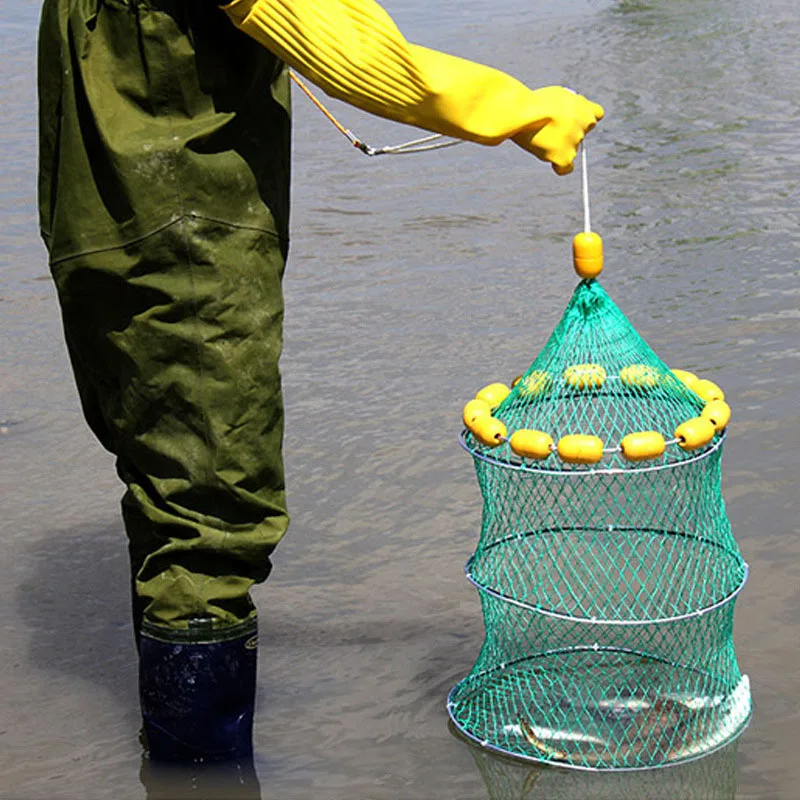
[511,87,605,175]
[223,0,604,174]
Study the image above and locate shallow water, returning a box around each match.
[1,0,799,797]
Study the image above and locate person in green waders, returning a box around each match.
[37,0,604,763]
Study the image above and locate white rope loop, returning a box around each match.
[290,70,463,157]
[362,134,464,156]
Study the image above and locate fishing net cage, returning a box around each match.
[448,257,751,770]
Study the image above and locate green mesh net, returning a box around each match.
[461,730,739,799]
[448,279,751,770]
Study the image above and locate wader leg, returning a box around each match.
[49,220,289,758]
[39,0,291,761]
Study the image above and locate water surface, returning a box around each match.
[1,0,798,797]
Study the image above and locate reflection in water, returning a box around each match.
[140,758,262,800]
[455,723,738,800]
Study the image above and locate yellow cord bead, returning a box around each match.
[620,431,666,462]
[670,369,699,389]
[475,382,511,408]
[702,399,732,432]
[470,415,508,448]
[511,374,523,388]
[674,417,716,451]
[509,429,554,460]
[572,232,604,279]
[563,364,607,390]
[557,434,604,464]
[517,370,552,398]
[462,398,491,428]
[692,379,725,402]
[620,364,660,389]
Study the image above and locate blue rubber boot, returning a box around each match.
[139,617,258,762]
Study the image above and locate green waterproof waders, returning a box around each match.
[38,0,292,634]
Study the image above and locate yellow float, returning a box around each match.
[509,429,554,460]
[563,364,607,390]
[692,379,725,403]
[462,398,491,428]
[557,434,604,464]
[702,399,731,432]
[675,417,716,451]
[470,415,507,448]
[516,370,552,398]
[476,382,511,408]
[620,364,660,389]
[572,231,604,280]
[620,431,666,462]
[670,368,699,389]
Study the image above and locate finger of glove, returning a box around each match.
[574,100,604,135]
[512,110,600,170]
[530,123,582,171]
[542,99,603,173]
[588,100,605,121]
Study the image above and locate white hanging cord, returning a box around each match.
[581,143,592,233]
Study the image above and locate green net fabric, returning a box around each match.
[448,279,750,770]
[462,731,739,799]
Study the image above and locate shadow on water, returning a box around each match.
[15,519,137,705]
[15,521,267,798]
[452,722,739,800]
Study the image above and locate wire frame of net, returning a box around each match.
[451,279,751,769]
[459,725,740,799]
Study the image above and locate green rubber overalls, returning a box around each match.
[38,0,292,636]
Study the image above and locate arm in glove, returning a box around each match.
[222,0,604,173]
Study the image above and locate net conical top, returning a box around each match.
[464,279,717,471]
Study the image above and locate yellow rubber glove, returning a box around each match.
[222,0,604,173]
